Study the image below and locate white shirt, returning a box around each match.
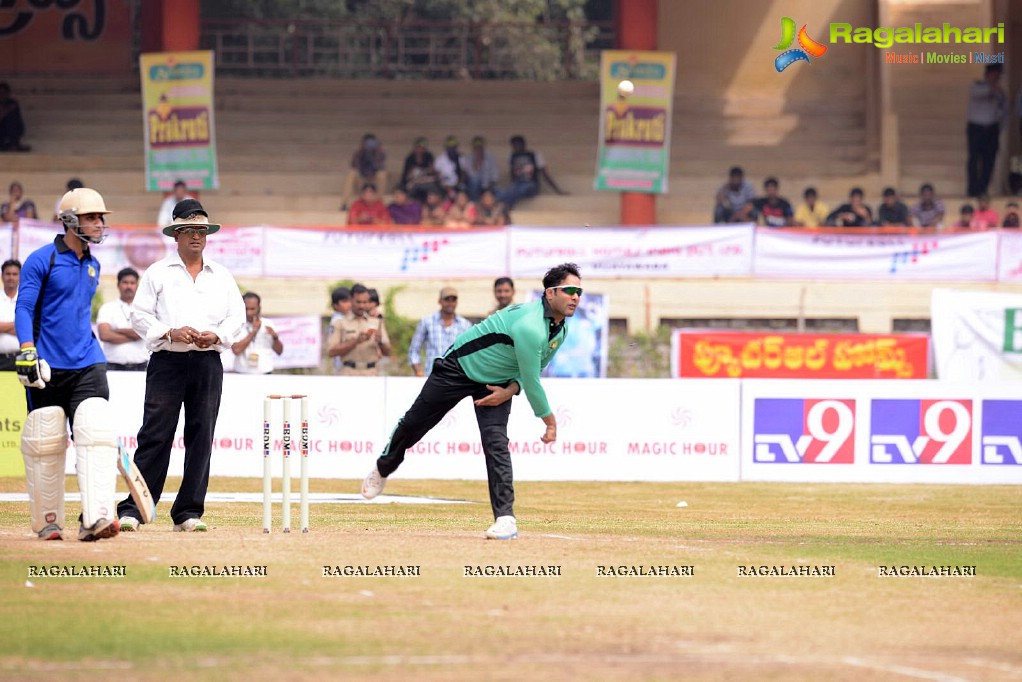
[97,299,150,364]
[157,194,192,228]
[131,251,246,354]
[0,291,18,353]
[434,152,468,187]
[233,319,278,374]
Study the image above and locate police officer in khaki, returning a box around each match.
[328,283,391,375]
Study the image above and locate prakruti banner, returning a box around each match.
[930,288,1022,381]
[140,50,219,192]
[672,330,930,379]
[595,50,676,194]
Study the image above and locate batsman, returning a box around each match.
[14,188,122,541]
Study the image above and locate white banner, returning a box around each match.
[930,288,1022,381]
[753,229,998,281]
[996,230,1022,282]
[508,225,754,278]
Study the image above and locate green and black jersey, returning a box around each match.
[443,298,567,418]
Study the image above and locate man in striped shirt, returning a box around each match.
[408,286,473,377]
[362,263,582,540]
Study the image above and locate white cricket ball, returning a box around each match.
[617,80,635,96]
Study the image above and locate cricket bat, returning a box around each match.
[117,441,157,524]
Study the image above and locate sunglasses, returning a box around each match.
[175,227,209,236]
[550,285,583,296]
[442,296,458,302]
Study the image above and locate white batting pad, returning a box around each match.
[72,398,118,528]
[21,406,68,533]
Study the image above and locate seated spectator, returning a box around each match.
[346,183,390,225]
[876,187,910,226]
[910,183,945,228]
[826,187,874,227]
[420,189,448,226]
[465,135,500,200]
[473,189,510,226]
[753,177,793,227]
[1003,202,1020,228]
[499,134,567,208]
[1,181,37,222]
[53,177,84,221]
[444,190,477,228]
[953,204,976,229]
[157,179,191,228]
[0,82,29,152]
[972,193,999,228]
[339,133,387,211]
[401,137,441,202]
[387,187,422,225]
[792,186,829,227]
[713,166,756,224]
[434,135,467,198]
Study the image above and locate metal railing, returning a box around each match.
[201,18,615,80]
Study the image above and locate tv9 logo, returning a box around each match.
[753,399,855,463]
[981,400,1022,465]
[870,399,972,464]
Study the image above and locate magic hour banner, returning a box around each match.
[140,51,220,192]
[595,50,676,194]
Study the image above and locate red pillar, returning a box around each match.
[615,0,658,226]
[162,0,201,52]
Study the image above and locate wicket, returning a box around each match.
[263,394,309,533]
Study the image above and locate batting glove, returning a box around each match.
[16,347,51,389]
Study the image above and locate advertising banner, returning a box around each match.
[753,229,998,281]
[595,50,676,194]
[673,330,930,379]
[930,288,1022,381]
[140,51,219,191]
[0,372,25,476]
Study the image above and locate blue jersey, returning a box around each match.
[15,234,105,370]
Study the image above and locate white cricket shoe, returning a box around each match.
[119,516,140,532]
[173,518,207,532]
[361,467,387,499]
[485,515,518,540]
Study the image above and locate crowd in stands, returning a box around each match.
[341,132,565,227]
[712,166,1020,229]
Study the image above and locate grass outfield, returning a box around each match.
[0,476,1020,681]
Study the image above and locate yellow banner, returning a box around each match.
[0,373,26,476]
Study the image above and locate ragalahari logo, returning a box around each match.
[773,17,828,72]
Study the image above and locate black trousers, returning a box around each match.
[376,355,516,519]
[118,351,223,525]
[966,122,1000,197]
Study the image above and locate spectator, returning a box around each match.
[387,187,422,225]
[346,183,391,225]
[827,188,874,227]
[473,189,510,226]
[954,204,976,229]
[232,292,283,374]
[445,190,477,228]
[753,177,793,227]
[157,180,191,228]
[792,187,829,228]
[367,288,382,319]
[408,286,473,377]
[0,259,19,371]
[911,183,945,229]
[328,283,391,376]
[53,178,84,221]
[489,276,515,316]
[2,181,37,222]
[328,286,352,373]
[876,187,910,227]
[966,64,1007,197]
[713,166,756,224]
[500,134,567,209]
[0,82,29,152]
[420,189,448,226]
[97,267,149,371]
[434,135,467,198]
[1003,202,1020,228]
[339,133,387,211]
[465,136,500,200]
[401,137,441,202]
[972,194,999,229]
